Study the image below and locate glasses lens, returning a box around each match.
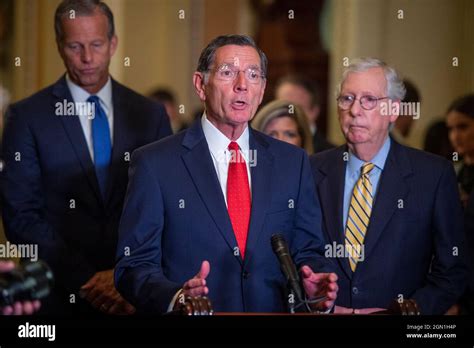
[247,69,263,83]
[217,66,235,81]
[360,96,378,110]
[338,96,353,110]
[215,65,263,83]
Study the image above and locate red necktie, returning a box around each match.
[227,141,251,258]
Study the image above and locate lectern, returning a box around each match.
[172,297,421,315]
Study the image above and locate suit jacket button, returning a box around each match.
[243,271,250,279]
[352,287,359,295]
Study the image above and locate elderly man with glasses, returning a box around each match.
[310,58,466,314]
[114,35,339,314]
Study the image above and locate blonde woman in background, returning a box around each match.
[252,99,314,154]
[0,84,10,133]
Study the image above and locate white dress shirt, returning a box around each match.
[66,74,114,162]
[201,113,252,205]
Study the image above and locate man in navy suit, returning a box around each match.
[115,35,338,313]
[310,58,466,314]
[1,0,171,315]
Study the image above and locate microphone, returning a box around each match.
[271,234,304,305]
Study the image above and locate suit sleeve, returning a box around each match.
[1,106,96,293]
[292,151,335,274]
[411,162,468,314]
[114,147,181,314]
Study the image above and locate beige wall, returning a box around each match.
[118,0,197,121]
[328,0,474,148]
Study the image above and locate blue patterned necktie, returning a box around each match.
[87,95,111,199]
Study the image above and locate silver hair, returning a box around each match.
[55,0,115,45]
[337,57,406,100]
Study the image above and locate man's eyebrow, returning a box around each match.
[218,62,262,70]
[341,90,379,96]
[359,90,380,95]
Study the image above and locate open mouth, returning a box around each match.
[231,100,248,110]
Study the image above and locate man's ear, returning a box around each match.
[193,72,206,101]
[109,35,118,57]
[57,41,64,59]
[257,79,267,105]
[389,100,401,123]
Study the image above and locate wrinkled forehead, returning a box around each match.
[341,67,387,95]
[60,11,109,40]
[213,45,262,69]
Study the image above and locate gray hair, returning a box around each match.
[196,35,267,83]
[337,58,406,100]
[55,0,115,44]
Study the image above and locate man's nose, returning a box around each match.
[81,46,92,63]
[349,99,362,117]
[234,71,248,92]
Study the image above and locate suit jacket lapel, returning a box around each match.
[362,140,411,262]
[243,128,274,267]
[54,76,102,203]
[317,146,353,279]
[181,120,242,265]
[105,80,131,206]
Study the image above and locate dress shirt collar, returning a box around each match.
[347,136,391,175]
[66,74,113,114]
[201,112,250,159]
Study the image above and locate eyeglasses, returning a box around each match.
[211,64,265,84]
[337,95,389,110]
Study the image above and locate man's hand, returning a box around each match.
[301,265,338,311]
[0,261,41,315]
[182,261,210,297]
[80,269,135,315]
[445,304,460,315]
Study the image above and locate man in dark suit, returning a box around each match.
[310,58,466,314]
[115,35,338,313]
[1,0,171,315]
[275,75,334,153]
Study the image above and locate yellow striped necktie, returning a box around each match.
[345,162,375,272]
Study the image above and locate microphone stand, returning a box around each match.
[288,289,296,314]
[287,282,328,314]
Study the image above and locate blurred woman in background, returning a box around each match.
[446,94,474,208]
[446,94,474,315]
[252,99,314,154]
